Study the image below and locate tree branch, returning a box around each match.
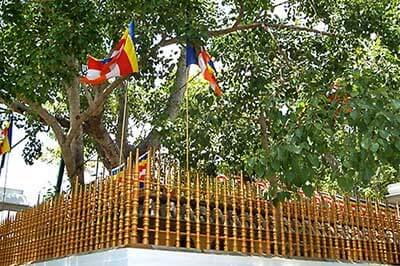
[19,97,66,145]
[232,1,244,28]
[272,0,289,9]
[65,77,125,145]
[160,21,335,47]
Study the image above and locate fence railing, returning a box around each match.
[0,151,399,265]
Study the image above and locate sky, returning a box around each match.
[0,127,60,206]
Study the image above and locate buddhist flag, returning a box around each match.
[137,152,149,188]
[81,22,139,85]
[186,44,223,97]
[216,174,228,182]
[0,121,12,156]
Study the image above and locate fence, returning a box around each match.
[0,150,399,265]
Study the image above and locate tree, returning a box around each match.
[0,0,399,198]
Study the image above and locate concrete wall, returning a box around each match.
[32,247,384,266]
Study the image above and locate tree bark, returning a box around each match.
[85,113,120,170]
[66,76,85,184]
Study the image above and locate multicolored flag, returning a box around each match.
[137,152,149,188]
[186,44,223,97]
[216,174,228,182]
[111,163,124,175]
[0,121,12,156]
[81,22,139,85]
[255,180,269,193]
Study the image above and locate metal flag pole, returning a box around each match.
[185,67,190,181]
[119,87,129,166]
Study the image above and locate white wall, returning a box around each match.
[31,247,384,266]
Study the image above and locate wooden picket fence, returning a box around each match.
[0,150,400,265]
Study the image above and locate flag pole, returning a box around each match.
[119,86,129,166]
[185,67,190,179]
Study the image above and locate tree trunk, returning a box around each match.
[66,75,85,184]
[85,113,120,169]
[258,111,279,187]
[130,48,188,153]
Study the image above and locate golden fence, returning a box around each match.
[0,151,400,265]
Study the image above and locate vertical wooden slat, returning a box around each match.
[154,163,161,246]
[248,183,255,255]
[80,185,88,253]
[272,200,278,255]
[325,196,334,259]
[389,203,399,264]
[116,170,124,246]
[337,198,346,260]
[88,183,96,252]
[185,171,191,248]
[306,197,314,258]
[359,199,368,262]
[365,199,373,262]
[352,200,359,261]
[279,201,285,256]
[143,149,151,245]
[70,181,78,255]
[75,184,83,254]
[313,196,321,259]
[377,200,388,263]
[369,199,379,262]
[206,176,211,250]
[385,201,394,264]
[395,204,400,263]
[62,195,71,257]
[13,211,20,264]
[231,178,238,252]
[131,149,139,244]
[215,177,220,251]
[287,200,293,257]
[105,178,113,248]
[256,186,263,255]
[373,200,382,262]
[196,173,201,249]
[319,194,327,259]
[355,196,363,261]
[293,200,300,257]
[34,202,42,261]
[165,165,171,247]
[333,197,340,260]
[97,181,105,249]
[175,167,181,248]
[343,196,350,260]
[300,195,308,257]
[223,179,229,251]
[56,195,64,257]
[20,210,27,262]
[99,179,107,249]
[240,173,246,254]
[124,153,133,246]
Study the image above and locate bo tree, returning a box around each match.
[0,0,399,197]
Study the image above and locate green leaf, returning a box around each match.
[370,143,379,153]
[395,141,400,151]
[307,154,320,168]
[302,184,314,197]
[360,137,370,150]
[337,176,353,192]
[391,100,400,110]
[254,162,265,178]
[350,110,358,121]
